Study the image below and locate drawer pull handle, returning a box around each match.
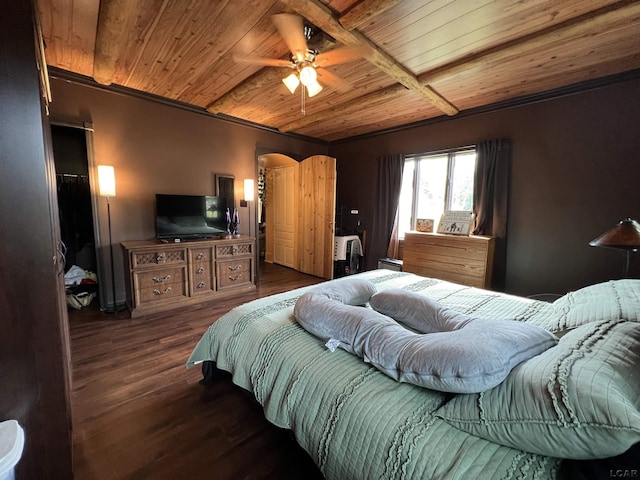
[153,286,172,295]
[152,274,172,283]
[228,274,243,282]
[197,281,206,288]
[196,253,205,259]
[156,254,166,263]
[196,267,205,274]
[227,264,241,271]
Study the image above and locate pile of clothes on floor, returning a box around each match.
[64,265,98,310]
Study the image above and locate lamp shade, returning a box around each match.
[306,80,323,97]
[282,72,299,94]
[299,65,317,86]
[97,165,116,197]
[244,178,254,202]
[589,218,640,251]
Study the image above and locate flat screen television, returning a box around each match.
[155,194,228,240]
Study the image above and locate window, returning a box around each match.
[398,148,476,239]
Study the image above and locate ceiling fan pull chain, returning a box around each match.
[301,85,306,115]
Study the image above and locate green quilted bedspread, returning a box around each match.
[187,270,563,480]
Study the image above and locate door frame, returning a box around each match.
[259,153,299,271]
[50,120,108,310]
[255,148,337,280]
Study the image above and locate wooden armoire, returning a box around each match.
[0,2,74,478]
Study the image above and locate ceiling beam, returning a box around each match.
[207,67,286,114]
[339,0,403,31]
[278,0,459,116]
[278,83,407,132]
[93,0,134,85]
[418,0,640,86]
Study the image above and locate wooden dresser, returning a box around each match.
[121,236,255,317]
[402,232,495,289]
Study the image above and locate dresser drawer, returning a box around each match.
[190,263,215,295]
[137,283,188,304]
[134,267,184,288]
[189,247,212,263]
[133,266,187,305]
[189,247,215,294]
[216,258,252,289]
[402,232,494,288]
[215,242,253,258]
[131,248,186,268]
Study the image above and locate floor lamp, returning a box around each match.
[97,165,120,313]
[589,218,640,278]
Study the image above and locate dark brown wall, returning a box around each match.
[0,2,73,478]
[49,79,328,304]
[330,79,640,296]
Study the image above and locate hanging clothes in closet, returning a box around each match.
[56,174,94,273]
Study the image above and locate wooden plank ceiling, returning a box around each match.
[38,0,640,142]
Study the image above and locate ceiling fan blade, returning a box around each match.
[272,13,308,62]
[314,46,364,68]
[316,68,351,91]
[233,55,293,68]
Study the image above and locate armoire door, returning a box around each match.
[0,4,74,477]
[297,155,336,279]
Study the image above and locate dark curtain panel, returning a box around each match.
[366,154,404,271]
[473,138,511,290]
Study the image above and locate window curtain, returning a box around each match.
[472,138,511,290]
[366,154,404,271]
[386,209,401,259]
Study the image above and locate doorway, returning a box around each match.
[51,124,104,310]
[259,154,298,270]
[258,153,337,280]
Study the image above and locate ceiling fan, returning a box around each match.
[234,13,361,109]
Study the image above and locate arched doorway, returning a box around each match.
[258,153,336,279]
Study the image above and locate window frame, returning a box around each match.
[401,146,476,239]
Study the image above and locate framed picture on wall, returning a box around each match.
[215,174,235,209]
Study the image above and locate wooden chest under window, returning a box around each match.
[402,232,495,289]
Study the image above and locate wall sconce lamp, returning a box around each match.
[97,165,123,313]
[589,217,640,277]
[242,178,255,237]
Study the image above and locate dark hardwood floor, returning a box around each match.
[68,261,324,480]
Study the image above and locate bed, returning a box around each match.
[187,269,640,479]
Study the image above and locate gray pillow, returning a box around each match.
[295,282,558,393]
[360,318,558,393]
[437,319,640,459]
[293,278,387,354]
[370,288,474,332]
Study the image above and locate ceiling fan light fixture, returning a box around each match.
[299,65,317,86]
[306,80,323,97]
[282,72,300,94]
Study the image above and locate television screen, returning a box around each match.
[155,194,228,239]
